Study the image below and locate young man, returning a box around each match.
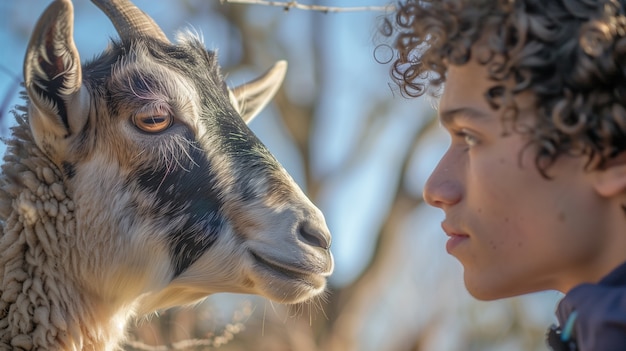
[387,0,626,350]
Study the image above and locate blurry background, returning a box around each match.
[0,1,562,350]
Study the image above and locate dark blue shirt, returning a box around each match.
[552,262,626,350]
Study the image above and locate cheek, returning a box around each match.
[477,176,601,267]
[542,193,605,259]
[467,155,525,216]
[465,155,548,252]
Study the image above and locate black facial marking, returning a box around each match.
[83,43,122,85]
[62,161,75,179]
[135,133,224,277]
[169,213,225,276]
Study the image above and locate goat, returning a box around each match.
[0,0,333,350]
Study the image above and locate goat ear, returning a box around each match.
[23,0,89,161]
[229,61,287,124]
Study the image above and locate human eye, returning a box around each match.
[454,128,479,148]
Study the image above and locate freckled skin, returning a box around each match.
[424,59,626,299]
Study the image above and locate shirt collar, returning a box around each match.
[598,261,626,286]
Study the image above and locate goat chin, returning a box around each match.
[0,0,333,350]
[137,232,333,314]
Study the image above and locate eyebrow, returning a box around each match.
[438,107,490,126]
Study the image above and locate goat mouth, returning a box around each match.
[249,251,316,282]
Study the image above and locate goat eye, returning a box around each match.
[133,112,173,133]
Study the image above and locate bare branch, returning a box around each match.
[220,0,395,13]
[126,321,247,350]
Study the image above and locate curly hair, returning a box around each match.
[386,0,626,174]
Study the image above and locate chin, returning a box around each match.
[463,276,530,301]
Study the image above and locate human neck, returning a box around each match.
[558,254,626,293]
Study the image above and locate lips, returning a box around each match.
[248,249,331,303]
[441,222,469,253]
[445,233,469,253]
[250,251,309,279]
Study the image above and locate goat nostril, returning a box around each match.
[298,221,331,250]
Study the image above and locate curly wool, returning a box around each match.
[0,112,102,350]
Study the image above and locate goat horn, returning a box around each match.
[91,0,169,43]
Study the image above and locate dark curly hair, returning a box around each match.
[385,0,626,174]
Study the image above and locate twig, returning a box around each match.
[220,0,395,13]
[125,322,246,350]
[125,301,253,351]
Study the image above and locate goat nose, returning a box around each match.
[298,220,331,250]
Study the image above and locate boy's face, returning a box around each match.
[424,58,615,299]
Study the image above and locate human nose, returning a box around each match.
[422,155,462,209]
